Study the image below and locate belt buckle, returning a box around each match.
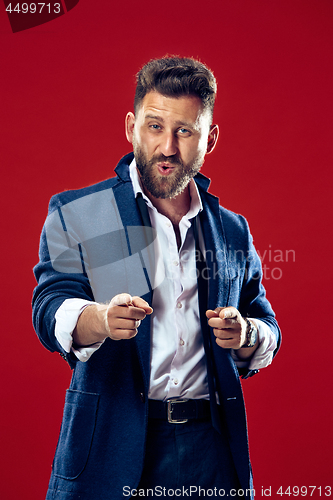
[167,398,189,424]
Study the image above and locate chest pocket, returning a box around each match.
[227,269,242,308]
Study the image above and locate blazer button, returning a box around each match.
[140,392,145,403]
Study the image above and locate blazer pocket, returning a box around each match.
[53,389,100,480]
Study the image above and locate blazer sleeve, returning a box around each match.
[32,194,95,367]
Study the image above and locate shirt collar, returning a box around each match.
[129,158,203,219]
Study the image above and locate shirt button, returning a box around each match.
[176,302,182,309]
[179,339,185,346]
[173,379,179,385]
[165,221,171,227]
[173,260,179,266]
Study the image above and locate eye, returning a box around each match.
[177,128,191,136]
[149,124,161,130]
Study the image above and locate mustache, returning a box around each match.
[150,154,184,167]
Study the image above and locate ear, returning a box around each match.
[125,112,135,144]
[206,124,219,154]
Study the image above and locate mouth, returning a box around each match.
[156,162,176,176]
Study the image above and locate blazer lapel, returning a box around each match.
[198,187,246,422]
[112,177,153,394]
[198,188,231,310]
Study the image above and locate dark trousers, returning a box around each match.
[135,417,248,499]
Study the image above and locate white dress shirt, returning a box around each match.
[55,161,277,399]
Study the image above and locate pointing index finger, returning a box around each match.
[219,308,237,320]
[110,293,133,307]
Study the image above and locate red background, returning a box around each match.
[0,1,332,498]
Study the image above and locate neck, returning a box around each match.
[143,184,191,227]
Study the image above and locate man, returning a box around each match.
[33,57,280,500]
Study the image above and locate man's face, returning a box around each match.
[125,91,218,199]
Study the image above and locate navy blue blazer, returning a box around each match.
[32,153,280,500]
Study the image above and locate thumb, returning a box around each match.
[132,296,153,315]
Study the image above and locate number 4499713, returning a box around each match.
[5,3,61,14]
[276,486,331,496]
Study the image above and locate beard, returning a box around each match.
[132,138,204,199]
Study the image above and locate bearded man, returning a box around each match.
[33,56,280,500]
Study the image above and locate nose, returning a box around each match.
[159,131,178,157]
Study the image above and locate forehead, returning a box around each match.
[137,91,206,125]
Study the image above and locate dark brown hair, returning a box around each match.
[134,56,217,120]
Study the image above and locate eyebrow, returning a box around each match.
[145,114,164,122]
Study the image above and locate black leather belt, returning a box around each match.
[148,398,211,424]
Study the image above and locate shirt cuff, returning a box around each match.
[231,318,277,370]
[55,298,104,362]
